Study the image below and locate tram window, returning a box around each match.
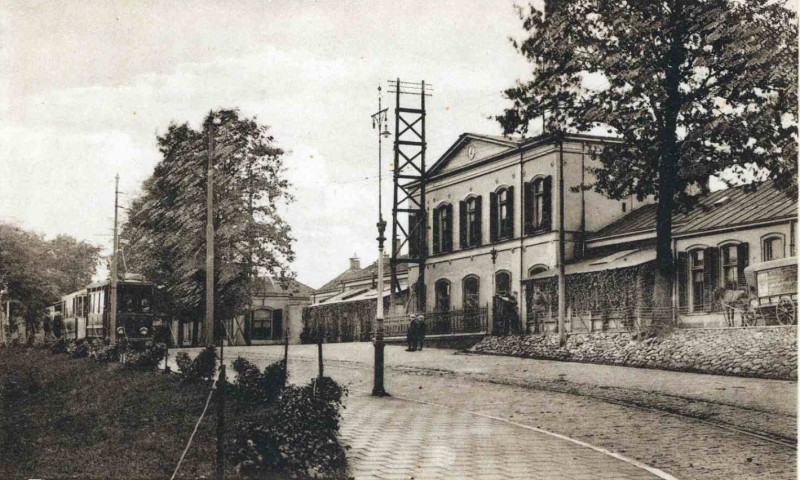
[119,287,152,313]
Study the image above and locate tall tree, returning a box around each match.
[498,0,797,332]
[0,223,101,329]
[121,110,295,343]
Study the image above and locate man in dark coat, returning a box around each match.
[415,314,426,351]
[406,315,418,351]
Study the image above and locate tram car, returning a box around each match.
[50,274,155,342]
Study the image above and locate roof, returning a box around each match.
[529,248,656,279]
[316,258,409,294]
[592,180,796,240]
[250,277,314,297]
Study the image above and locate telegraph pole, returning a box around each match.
[372,86,390,397]
[205,113,216,347]
[557,137,567,346]
[110,174,119,344]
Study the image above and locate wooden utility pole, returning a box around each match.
[110,174,120,344]
[204,114,215,347]
[557,138,567,346]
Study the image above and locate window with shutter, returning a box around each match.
[444,204,454,252]
[273,309,283,340]
[408,212,419,258]
[736,242,749,289]
[495,187,513,240]
[690,249,705,313]
[524,181,534,235]
[474,195,483,246]
[459,200,468,249]
[489,192,498,242]
[677,251,689,313]
[539,177,553,232]
[703,247,719,312]
[432,208,441,254]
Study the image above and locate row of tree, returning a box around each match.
[499,0,797,331]
[0,223,101,329]
[120,110,295,343]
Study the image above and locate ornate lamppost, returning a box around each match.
[371,86,390,397]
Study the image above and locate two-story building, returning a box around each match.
[406,132,796,331]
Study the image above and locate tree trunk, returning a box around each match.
[650,1,685,335]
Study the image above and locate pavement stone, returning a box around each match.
[339,390,659,480]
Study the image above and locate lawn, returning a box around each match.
[0,346,287,479]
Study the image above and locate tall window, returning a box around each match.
[762,235,784,261]
[525,176,552,234]
[690,249,705,311]
[433,203,453,254]
[435,279,451,312]
[463,275,480,310]
[460,196,482,248]
[490,187,514,241]
[495,271,511,296]
[721,245,738,288]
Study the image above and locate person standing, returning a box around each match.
[415,314,426,351]
[406,315,418,351]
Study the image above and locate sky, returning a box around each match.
[0,0,535,288]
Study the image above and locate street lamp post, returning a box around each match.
[490,247,498,334]
[372,86,390,397]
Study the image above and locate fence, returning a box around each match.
[384,307,489,338]
[527,301,797,333]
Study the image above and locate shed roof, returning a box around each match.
[592,180,796,240]
[528,249,656,280]
[316,258,408,294]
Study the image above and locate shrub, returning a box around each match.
[50,339,68,355]
[176,346,217,382]
[70,341,89,359]
[231,358,286,404]
[124,344,166,371]
[232,376,348,478]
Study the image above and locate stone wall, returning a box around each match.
[470,326,797,380]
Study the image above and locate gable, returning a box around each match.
[428,134,519,177]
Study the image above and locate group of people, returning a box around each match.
[406,314,426,351]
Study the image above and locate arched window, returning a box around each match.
[463,275,480,310]
[435,279,451,312]
[719,241,748,290]
[495,270,511,296]
[433,203,453,254]
[490,186,514,241]
[524,176,552,234]
[459,196,482,248]
[762,234,785,261]
[528,265,549,278]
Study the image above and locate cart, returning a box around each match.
[740,257,798,326]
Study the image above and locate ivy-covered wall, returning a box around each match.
[524,262,655,332]
[301,298,383,343]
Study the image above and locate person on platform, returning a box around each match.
[406,315,418,351]
[415,314,427,351]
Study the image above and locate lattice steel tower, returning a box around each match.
[387,79,432,312]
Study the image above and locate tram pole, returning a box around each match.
[110,174,119,345]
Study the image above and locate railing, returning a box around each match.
[526,303,797,333]
[384,307,489,337]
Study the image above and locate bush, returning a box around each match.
[231,358,286,404]
[50,339,68,355]
[69,341,89,359]
[176,346,217,382]
[232,376,348,478]
[124,344,166,371]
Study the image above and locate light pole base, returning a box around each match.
[372,339,389,397]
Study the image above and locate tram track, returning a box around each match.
[235,349,797,450]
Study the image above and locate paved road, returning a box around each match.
[170,343,797,479]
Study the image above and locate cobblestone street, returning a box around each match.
[174,343,797,479]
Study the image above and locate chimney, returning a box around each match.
[349,254,361,270]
